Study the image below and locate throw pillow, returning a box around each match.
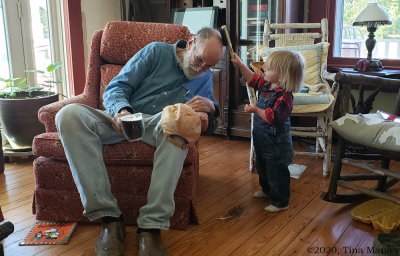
[260,42,330,86]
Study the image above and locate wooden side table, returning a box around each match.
[338,68,400,91]
[329,67,400,114]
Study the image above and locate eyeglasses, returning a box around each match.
[192,44,214,70]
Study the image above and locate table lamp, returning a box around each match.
[353,0,391,72]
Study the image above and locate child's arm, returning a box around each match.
[230,53,254,83]
[244,104,267,120]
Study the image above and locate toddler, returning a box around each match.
[231,51,304,212]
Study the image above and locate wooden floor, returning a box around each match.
[1,135,399,256]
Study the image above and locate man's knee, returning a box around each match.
[56,104,85,133]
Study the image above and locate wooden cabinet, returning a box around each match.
[226,0,304,138]
[226,0,279,138]
[212,52,229,136]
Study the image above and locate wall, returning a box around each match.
[80,0,121,71]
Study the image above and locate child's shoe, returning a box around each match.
[252,190,268,198]
[264,204,289,212]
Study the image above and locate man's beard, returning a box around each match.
[181,49,204,80]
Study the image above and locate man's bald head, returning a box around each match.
[192,28,224,66]
[182,27,224,77]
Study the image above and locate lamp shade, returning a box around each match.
[353,0,392,27]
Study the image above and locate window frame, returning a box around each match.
[327,0,400,70]
[2,0,27,79]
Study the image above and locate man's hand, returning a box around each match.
[186,96,215,114]
[111,109,131,134]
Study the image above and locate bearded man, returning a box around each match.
[55,27,224,256]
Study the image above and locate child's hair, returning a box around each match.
[263,51,304,92]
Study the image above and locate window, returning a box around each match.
[0,0,68,95]
[0,1,10,79]
[329,0,400,69]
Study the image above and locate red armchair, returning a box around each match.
[32,21,205,230]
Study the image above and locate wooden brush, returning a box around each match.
[220,25,234,59]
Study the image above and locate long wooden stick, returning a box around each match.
[221,25,234,59]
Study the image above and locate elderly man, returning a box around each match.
[55,27,224,256]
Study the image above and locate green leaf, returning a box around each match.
[17,78,27,85]
[47,62,62,72]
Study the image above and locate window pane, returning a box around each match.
[0,1,10,79]
[335,0,400,60]
[240,0,269,42]
[30,0,54,91]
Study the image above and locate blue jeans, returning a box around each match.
[55,104,188,230]
[253,121,293,208]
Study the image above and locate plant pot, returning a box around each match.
[0,91,59,150]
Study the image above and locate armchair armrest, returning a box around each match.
[40,101,210,134]
[38,93,98,132]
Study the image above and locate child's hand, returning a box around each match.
[245,104,267,120]
[230,54,253,83]
[230,53,242,67]
[244,104,257,113]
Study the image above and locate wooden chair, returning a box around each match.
[321,72,400,205]
[249,18,337,177]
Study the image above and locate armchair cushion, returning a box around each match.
[330,113,400,152]
[32,132,198,165]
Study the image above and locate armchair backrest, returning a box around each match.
[263,18,328,47]
[84,21,191,110]
[259,19,330,88]
[100,21,191,65]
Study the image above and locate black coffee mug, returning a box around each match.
[120,113,145,141]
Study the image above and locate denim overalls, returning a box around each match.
[252,89,293,208]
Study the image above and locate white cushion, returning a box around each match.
[330,113,400,152]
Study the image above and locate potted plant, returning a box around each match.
[0,62,63,150]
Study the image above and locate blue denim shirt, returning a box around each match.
[103,40,220,133]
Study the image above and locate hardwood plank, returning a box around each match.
[35,225,101,256]
[1,196,33,212]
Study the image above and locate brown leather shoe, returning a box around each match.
[94,221,126,256]
[137,231,168,256]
